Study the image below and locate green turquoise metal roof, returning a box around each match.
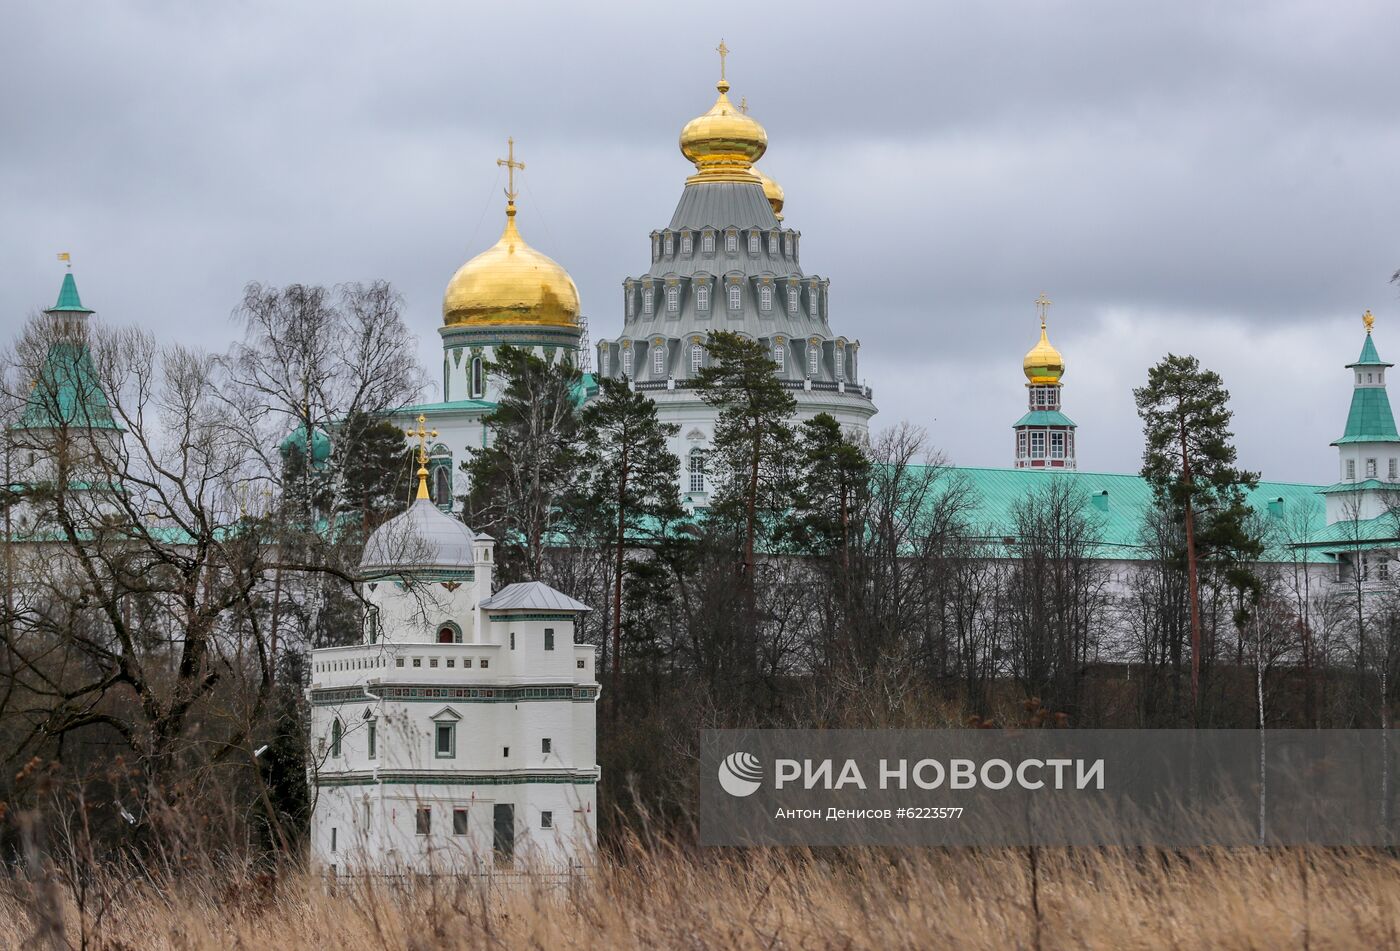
[396,399,497,415]
[278,423,331,463]
[928,466,1326,561]
[47,273,93,314]
[1347,333,1392,368]
[1332,386,1400,444]
[15,340,118,430]
[1012,410,1077,428]
[1292,513,1400,549]
[1318,479,1394,494]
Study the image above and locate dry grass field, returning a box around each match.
[3,842,1399,950]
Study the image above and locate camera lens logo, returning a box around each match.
[718,751,764,797]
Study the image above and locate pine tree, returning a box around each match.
[576,376,682,709]
[787,413,871,565]
[1134,353,1258,718]
[692,331,798,581]
[462,346,582,581]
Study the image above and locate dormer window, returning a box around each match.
[787,286,798,314]
[810,286,821,317]
[759,285,773,312]
[769,232,779,254]
[600,348,610,377]
[681,232,693,255]
[748,232,760,255]
[653,343,665,376]
[666,285,679,314]
[625,289,634,317]
[725,230,738,253]
[835,343,845,379]
[642,287,654,314]
[773,340,785,370]
[691,343,704,373]
[664,233,674,256]
[702,231,715,254]
[651,235,659,260]
[808,341,820,377]
[622,346,633,378]
[728,284,742,311]
[784,234,792,256]
[696,283,710,312]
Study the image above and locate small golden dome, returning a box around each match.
[755,167,784,219]
[1023,319,1065,384]
[443,202,580,329]
[679,77,768,185]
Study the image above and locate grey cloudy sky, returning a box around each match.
[4,1,1398,483]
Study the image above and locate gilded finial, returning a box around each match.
[715,39,730,92]
[1364,309,1375,335]
[1035,292,1052,331]
[739,96,748,115]
[496,137,526,211]
[405,413,439,501]
[56,251,72,269]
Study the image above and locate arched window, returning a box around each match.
[681,232,693,254]
[748,232,760,254]
[808,342,820,377]
[437,623,461,644]
[728,285,741,311]
[642,287,654,314]
[773,341,785,370]
[330,719,343,758]
[652,343,666,375]
[726,230,738,253]
[470,356,484,398]
[702,231,715,254]
[666,286,679,314]
[433,466,451,507]
[689,448,707,493]
[696,284,710,312]
[760,286,773,312]
[622,347,633,377]
[788,286,798,314]
[691,344,704,373]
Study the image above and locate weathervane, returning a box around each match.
[405,413,438,500]
[497,137,525,204]
[1364,309,1375,335]
[1035,292,1052,330]
[57,251,71,269]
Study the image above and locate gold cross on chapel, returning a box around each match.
[716,40,729,81]
[405,414,438,500]
[497,137,525,203]
[1035,292,1053,329]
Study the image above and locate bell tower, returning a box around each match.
[1013,294,1077,469]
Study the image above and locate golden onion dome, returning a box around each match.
[679,76,768,185]
[755,167,784,220]
[1023,318,1065,384]
[442,201,580,328]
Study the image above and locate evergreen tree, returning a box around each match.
[462,346,582,581]
[1134,353,1258,717]
[576,376,682,709]
[787,412,872,565]
[692,331,798,581]
[339,412,415,524]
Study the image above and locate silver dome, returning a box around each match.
[360,499,477,574]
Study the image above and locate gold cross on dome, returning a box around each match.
[497,137,525,203]
[405,414,438,500]
[716,40,729,81]
[739,96,748,114]
[1035,292,1052,329]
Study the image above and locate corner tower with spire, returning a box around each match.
[1322,310,1400,524]
[593,42,877,507]
[1013,295,1076,469]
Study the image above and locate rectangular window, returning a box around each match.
[651,235,659,260]
[577,658,586,669]
[788,287,798,314]
[435,722,455,758]
[544,628,555,651]
[702,231,715,253]
[601,349,610,376]
[367,721,376,759]
[696,284,709,312]
[681,233,692,254]
[784,234,791,255]
[1367,458,1378,478]
[808,342,819,377]
[412,657,421,667]
[689,449,706,493]
[1347,459,1357,480]
[1030,431,1046,458]
[510,631,515,649]
[653,344,665,375]
[1050,431,1065,459]
[773,342,784,370]
[331,827,337,853]
[625,290,634,317]
[835,345,844,379]
[464,658,472,668]
[1017,432,1027,458]
[541,811,553,830]
[1391,458,1397,480]
[446,658,454,668]
[748,232,760,254]
[810,286,820,316]
[453,808,470,836]
[1382,560,1392,582]
[503,746,510,757]
[666,285,679,313]
[760,286,773,312]
[769,232,779,254]
[691,345,703,373]
[664,234,673,256]
[642,288,653,314]
[396,657,404,667]
[481,658,489,669]
[622,348,632,377]
[725,231,737,253]
[416,807,431,836]
[728,285,741,311]
[542,738,552,754]
[429,658,438,668]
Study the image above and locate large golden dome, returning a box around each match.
[1023,318,1065,384]
[755,167,784,219]
[443,201,580,328]
[680,76,767,185]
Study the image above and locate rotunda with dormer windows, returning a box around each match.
[594,50,877,507]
